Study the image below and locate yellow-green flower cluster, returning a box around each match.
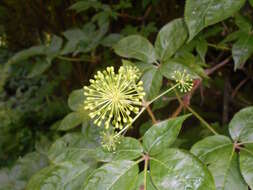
[83,66,145,129]
[172,70,193,93]
[100,130,121,151]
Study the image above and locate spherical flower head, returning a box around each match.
[172,70,193,93]
[83,66,145,129]
[100,130,121,152]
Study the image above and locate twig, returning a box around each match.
[207,43,230,51]
[146,104,157,124]
[205,57,231,75]
[57,55,96,63]
[171,103,184,118]
[118,5,152,21]
[143,154,149,190]
[231,78,249,98]
[222,77,230,124]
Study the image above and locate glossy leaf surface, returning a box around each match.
[240,148,253,189]
[83,160,139,190]
[155,18,187,62]
[150,148,215,190]
[141,67,163,101]
[191,135,247,190]
[143,114,190,155]
[27,162,96,190]
[185,0,246,41]
[229,106,253,143]
[114,35,157,63]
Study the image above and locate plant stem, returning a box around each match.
[57,55,83,62]
[205,57,231,75]
[143,156,148,190]
[57,55,96,63]
[187,105,218,135]
[135,156,145,164]
[175,90,218,135]
[115,107,146,137]
[207,43,230,51]
[231,78,249,98]
[146,103,157,124]
[237,141,253,146]
[148,84,179,105]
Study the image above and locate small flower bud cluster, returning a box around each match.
[172,70,194,93]
[83,66,145,130]
[100,130,121,151]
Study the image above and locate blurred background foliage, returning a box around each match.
[0,0,253,189]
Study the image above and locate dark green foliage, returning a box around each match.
[1,0,253,190]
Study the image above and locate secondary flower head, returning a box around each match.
[101,130,121,151]
[84,66,145,129]
[172,70,193,93]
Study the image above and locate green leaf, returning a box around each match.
[191,135,231,155]
[229,106,253,143]
[250,0,253,7]
[240,148,253,189]
[232,34,253,70]
[191,135,248,190]
[27,162,96,190]
[10,152,49,180]
[196,37,208,62]
[83,160,139,190]
[0,152,49,190]
[46,35,63,61]
[114,35,157,63]
[155,18,188,62]
[89,137,144,162]
[0,169,19,190]
[61,29,87,55]
[99,137,143,162]
[220,31,241,44]
[68,89,85,111]
[82,121,102,142]
[235,14,252,33]
[48,133,99,164]
[61,23,106,55]
[100,33,122,47]
[70,0,102,13]
[134,171,156,190]
[141,67,163,100]
[8,45,45,64]
[92,11,110,27]
[58,111,88,131]
[78,23,108,54]
[150,148,215,190]
[143,114,190,155]
[48,133,143,163]
[139,120,153,137]
[185,0,246,41]
[27,59,51,78]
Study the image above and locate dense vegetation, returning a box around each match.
[0,0,253,189]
